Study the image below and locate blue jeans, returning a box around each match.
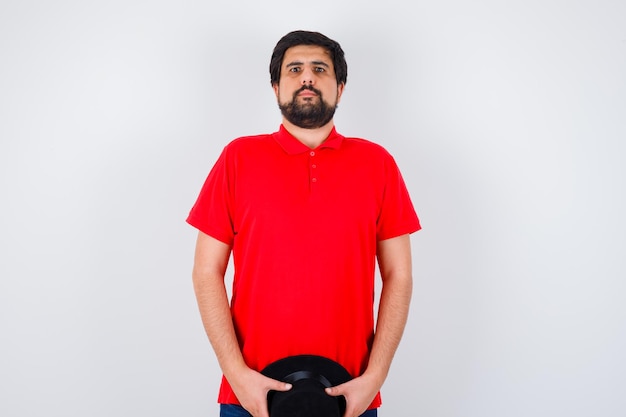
[220,404,378,417]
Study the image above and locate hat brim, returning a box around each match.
[261,355,353,417]
[261,354,353,387]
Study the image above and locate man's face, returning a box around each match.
[273,45,344,129]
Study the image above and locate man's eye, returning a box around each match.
[315,67,325,72]
[289,67,301,73]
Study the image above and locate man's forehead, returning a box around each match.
[283,45,331,63]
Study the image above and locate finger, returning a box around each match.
[269,380,292,392]
[325,385,343,397]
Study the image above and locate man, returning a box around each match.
[187,30,420,417]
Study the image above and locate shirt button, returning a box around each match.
[312,178,317,182]
[311,164,317,169]
[310,151,315,156]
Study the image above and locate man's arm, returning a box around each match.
[192,231,291,417]
[326,233,413,417]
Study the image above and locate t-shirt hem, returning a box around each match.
[186,216,233,245]
[378,223,422,241]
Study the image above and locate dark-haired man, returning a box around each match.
[188,30,420,417]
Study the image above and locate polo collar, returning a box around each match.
[272,124,344,155]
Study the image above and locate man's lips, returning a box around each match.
[296,86,319,98]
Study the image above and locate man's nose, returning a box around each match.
[300,68,315,85]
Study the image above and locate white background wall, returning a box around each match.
[1,1,625,416]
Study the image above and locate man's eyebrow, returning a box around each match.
[311,60,330,68]
[285,60,330,68]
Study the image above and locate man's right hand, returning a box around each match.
[191,232,291,416]
[227,366,292,417]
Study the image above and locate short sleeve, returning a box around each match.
[376,153,421,240]
[186,146,235,245]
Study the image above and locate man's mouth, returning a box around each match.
[297,86,320,98]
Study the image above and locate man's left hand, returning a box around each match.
[325,373,381,417]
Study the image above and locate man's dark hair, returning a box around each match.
[269,30,347,86]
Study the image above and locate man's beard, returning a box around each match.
[278,86,337,129]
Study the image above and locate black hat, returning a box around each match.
[261,355,353,417]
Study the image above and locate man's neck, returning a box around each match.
[282,119,335,149]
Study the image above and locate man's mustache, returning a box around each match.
[295,85,322,96]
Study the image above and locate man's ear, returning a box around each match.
[272,82,279,99]
[336,82,345,105]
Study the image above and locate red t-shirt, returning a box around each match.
[187,125,420,409]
